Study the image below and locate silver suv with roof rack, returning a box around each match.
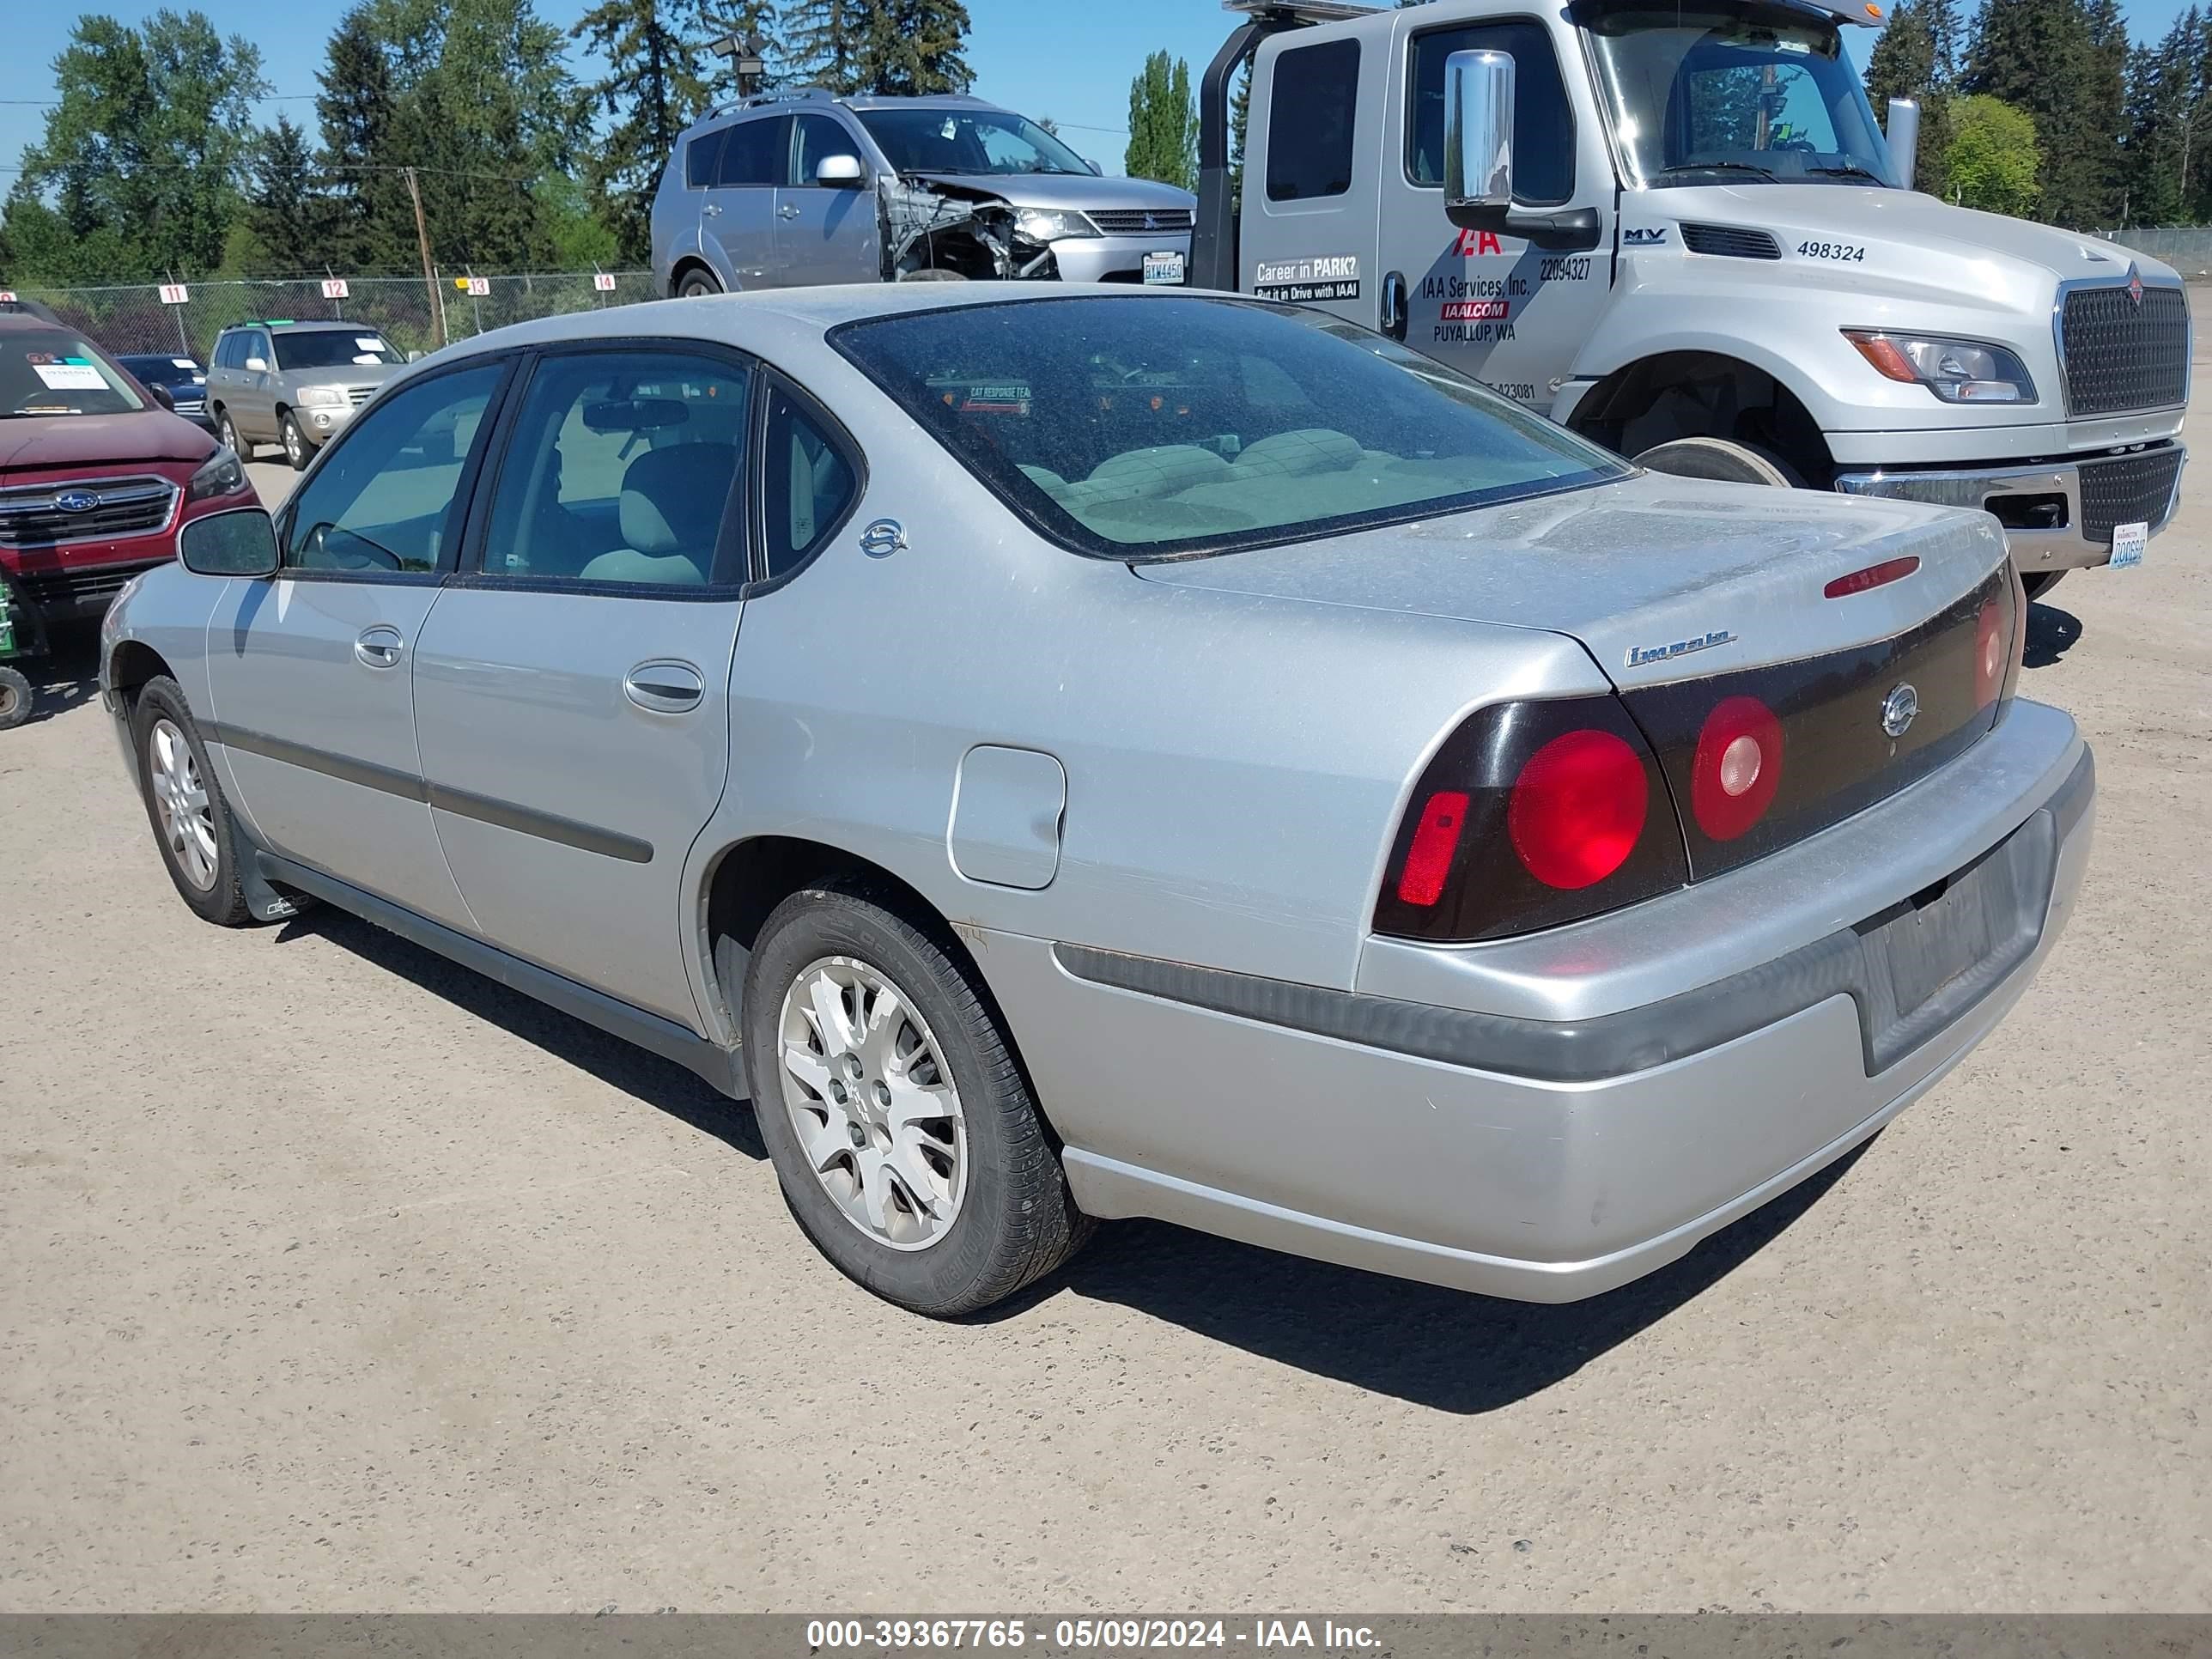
[652,88,1198,297]
[205,319,408,471]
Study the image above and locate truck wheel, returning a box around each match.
[1633,436,1804,489]
[740,880,1091,1317]
[2022,571,2065,602]
[0,665,30,730]
[131,676,253,927]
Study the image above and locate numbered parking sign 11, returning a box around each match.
[158,283,190,305]
[0,289,16,303]
[321,278,349,300]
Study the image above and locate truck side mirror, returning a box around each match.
[814,154,866,188]
[1885,98,1920,191]
[179,507,281,579]
[1445,49,1516,215]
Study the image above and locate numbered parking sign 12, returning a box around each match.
[322,278,350,299]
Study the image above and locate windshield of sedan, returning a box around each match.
[856,107,1093,177]
[833,296,1627,558]
[3,331,146,417]
[273,331,404,369]
[1585,6,1896,187]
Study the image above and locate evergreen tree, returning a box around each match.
[1961,0,2107,224]
[1125,50,1197,191]
[784,0,867,92]
[572,0,721,262]
[247,114,331,274]
[1867,3,1954,198]
[1947,92,2041,213]
[316,5,411,270]
[2124,9,2208,223]
[860,0,974,95]
[1230,64,1250,197]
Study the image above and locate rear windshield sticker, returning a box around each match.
[1253,254,1361,303]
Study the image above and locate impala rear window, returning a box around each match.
[832,295,1626,559]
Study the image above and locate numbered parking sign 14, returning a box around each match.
[593,272,617,292]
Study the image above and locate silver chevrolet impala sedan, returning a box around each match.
[99,286,2094,1317]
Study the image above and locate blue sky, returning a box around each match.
[2,0,2201,188]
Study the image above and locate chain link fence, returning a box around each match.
[2091,228,2212,278]
[5,271,664,361]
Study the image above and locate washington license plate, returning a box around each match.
[1143,252,1186,286]
[2109,520,2148,569]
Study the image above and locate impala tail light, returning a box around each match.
[1375,696,1691,943]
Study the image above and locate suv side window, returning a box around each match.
[244,330,271,368]
[475,348,750,587]
[1407,21,1574,204]
[717,114,785,187]
[789,112,858,186]
[686,125,729,188]
[282,362,504,574]
[1267,40,1360,201]
[211,333,234,369]
[759,382,860,580]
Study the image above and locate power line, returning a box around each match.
[0,93,320,106]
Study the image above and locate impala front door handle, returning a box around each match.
[355,625,405,669]
[625,659,705,714]
[778,204,801,220]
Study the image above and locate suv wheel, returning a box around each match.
[741,881,1091,1316]
[218,410,247,460]
[131,677,253,927]
[281,412,311,471]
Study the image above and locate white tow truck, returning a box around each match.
[1192,0,2191,594]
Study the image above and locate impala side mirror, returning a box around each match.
[179,507,281,579]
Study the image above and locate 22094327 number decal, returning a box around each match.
[1798,240,1867,263]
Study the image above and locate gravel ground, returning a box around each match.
[1,398,2206,1614]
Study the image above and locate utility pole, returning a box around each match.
[403,167,445,349]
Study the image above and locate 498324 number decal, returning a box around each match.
[1797,240,1866,263]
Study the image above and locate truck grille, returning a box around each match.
[2078,447,2185,541]
[1680,223,1781,259]
[1088,208,1194,234]
[0,476,178,548]
[2059,282,2190,416]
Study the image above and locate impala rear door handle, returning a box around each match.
[624,659,705,714]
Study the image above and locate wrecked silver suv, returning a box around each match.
[652,90,1196,295]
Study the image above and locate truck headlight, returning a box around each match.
[1014,209,1099,242]
[1844,330,2038,404]
[295,385,349,408]
[184,445,247,502]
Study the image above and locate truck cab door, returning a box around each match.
[1240,33,1382,337]
[1377,12,1613,416]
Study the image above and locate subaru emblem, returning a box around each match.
[55,489,99,513]
[1881,683,1919,739]
[2127,265,2144,307]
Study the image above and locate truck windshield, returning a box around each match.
[1585,6,1895,188]
[832,295,1626,561]
[856,108,1093,177]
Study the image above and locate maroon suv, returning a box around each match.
[1,313,258,644]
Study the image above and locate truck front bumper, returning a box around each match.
[1836,441,2185,576]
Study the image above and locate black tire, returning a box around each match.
[740,881,1091,1316]
[896,266,968,282]
[1632,435,1805,488]
[676,268,722,298]
[131,676,253,927]
[281,411,311,471]
[0,665,30,730]
[2022,570,2066,602]
[217,409,249,461]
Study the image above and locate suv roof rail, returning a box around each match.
[1219,0,1382,22]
